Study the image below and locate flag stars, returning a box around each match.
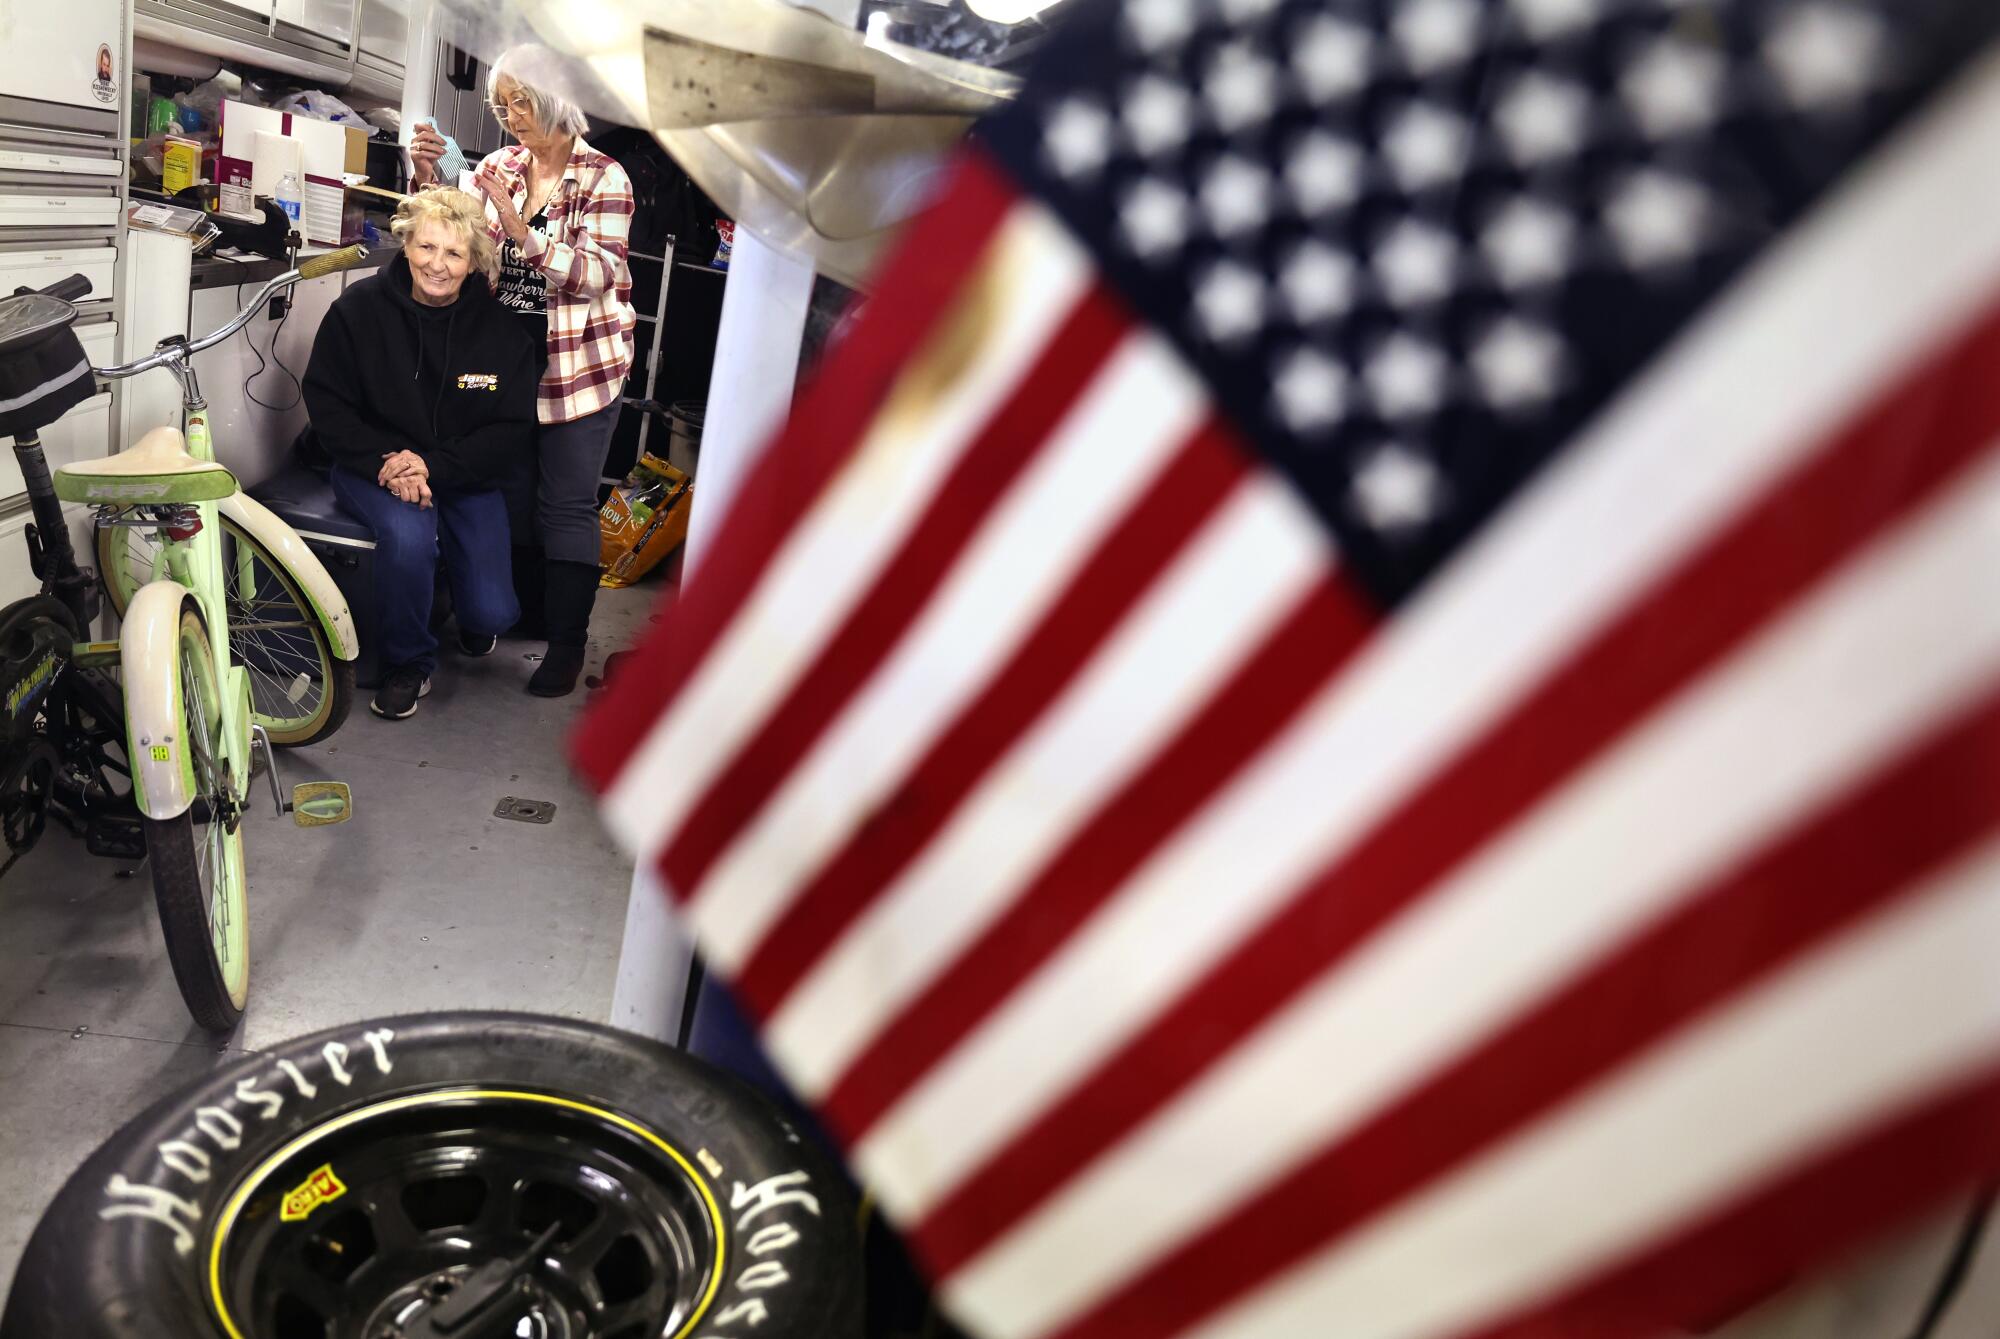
[1623,37,1726,139]
[1472,318,1565,410]
[1285,132,1365,218]
[1205,42,1280,135]
[1508,0,1597,41]
[1271,347,1348,434]
[1123,75,1194,158]
[1280,242,1357,325]
[1393,0,1481,76]
[1125,0,1196,56]
[1482,196,1575,290]
[1495,73,1590,167]
[1606,170,1709,269]
[1292,15,1373,106]
[1219,0,1282,25]
[1200,155,1273,238]
[1366,333,1450,420]
[1044,99,1113,180]
[1374,218,1458,308]
[1120,178,1191,260]
[1383,102,1473,193]
[1765,4,1883,111]
[1351,444,1445,534]
[1193,261,1267,344]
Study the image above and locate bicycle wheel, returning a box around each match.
[100,518,352,745]
[143,602,249,1032]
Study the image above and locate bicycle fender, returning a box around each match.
[218,492,360,663]
[122,582,199,821]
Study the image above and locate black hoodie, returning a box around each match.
[302,252,540,500]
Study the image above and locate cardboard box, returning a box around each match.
[215,100,348,245]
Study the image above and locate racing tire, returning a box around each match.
[0,1012,863,1339]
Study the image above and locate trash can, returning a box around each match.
[666,400,703,476]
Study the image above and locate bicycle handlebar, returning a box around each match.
[28,274,94,302]
[297,244,369,282]
[92,245,370,381]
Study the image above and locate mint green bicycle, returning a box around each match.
[2,249,366,1030]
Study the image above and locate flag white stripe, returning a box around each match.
[690,334,1211,967]
[936,441,2000,1338]
[1168,836,2000,1339]
[766,473,1334,1097]
[835,45,2000,1224]
[599,204,1094,862]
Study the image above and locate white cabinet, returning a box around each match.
[274,0,359,55]
[131,0,358,87]
[350,0,410,99]
[0,0,126,114]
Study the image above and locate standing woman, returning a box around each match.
[410,47,636,696]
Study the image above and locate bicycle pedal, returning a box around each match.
[85,811,146,861]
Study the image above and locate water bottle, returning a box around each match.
[275,170,302,226]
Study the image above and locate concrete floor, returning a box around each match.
[0,585,655,1301]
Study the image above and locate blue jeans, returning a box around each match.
[331,468,520,676]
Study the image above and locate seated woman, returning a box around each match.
[303,189,542,720]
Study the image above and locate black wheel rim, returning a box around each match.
[210,1091,724,1339]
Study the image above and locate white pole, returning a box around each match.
[397,0,440,169]
[606,0,858,1043]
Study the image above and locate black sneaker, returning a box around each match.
[369,665,432,719]
[457,630,497,657]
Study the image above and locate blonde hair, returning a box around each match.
[487,46,591,138]
[391,189,498,284]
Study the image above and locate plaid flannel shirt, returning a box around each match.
[480,141,637,425]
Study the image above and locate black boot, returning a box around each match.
[528,560,600,697]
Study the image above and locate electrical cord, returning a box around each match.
[243,297,302,413]
[221,254,303,413]
[1901,1185,1996,1339]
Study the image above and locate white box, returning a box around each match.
[216,100,349,245]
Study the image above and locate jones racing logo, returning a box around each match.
[97,1028,396,1254]
[456,373,499,391]
[6,651,58,720]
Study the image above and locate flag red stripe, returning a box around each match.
[656,284,1134,896]
[571,151,1021,793]
[735,420,1257,1013]
[906,288,2000,1279]
[1459,1062,2000,1339]
[1014,684,2000,1339]
[823,570,1378,1139]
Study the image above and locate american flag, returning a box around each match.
[575,0,2000,1334]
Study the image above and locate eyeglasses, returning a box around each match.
[488,92,532,122]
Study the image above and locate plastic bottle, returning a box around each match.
[275,170,302,226]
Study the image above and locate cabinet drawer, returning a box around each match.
[0,192,121,229]
[0,148,123,178]
[0,246,117,303]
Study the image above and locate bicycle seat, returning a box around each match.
[55,426,238,505]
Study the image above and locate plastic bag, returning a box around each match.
[598,453,694,588]
[273,89,369,130]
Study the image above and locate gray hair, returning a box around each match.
[486,45,591,138]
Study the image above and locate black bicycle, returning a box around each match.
[0,275,138,882]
